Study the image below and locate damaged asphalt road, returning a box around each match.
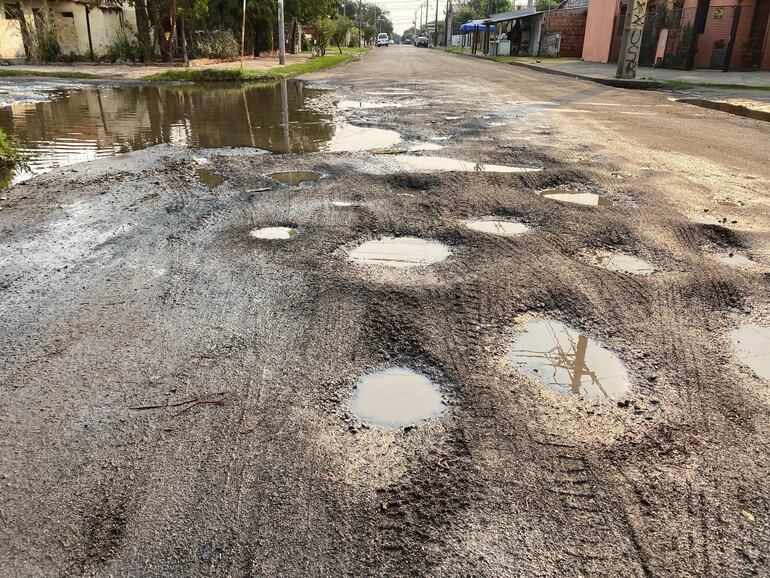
[1,47,769,576]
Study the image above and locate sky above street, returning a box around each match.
[374,0,445,34]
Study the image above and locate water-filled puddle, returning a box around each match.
[508,319,631,401]
[541,190,613,207]
[693,213,729,226]
[331,200,358,207]
[349,236,451,268]
[730,324,770,380]
[0,80,401,185]
[595,253,656,275]
[464,217,530,237]
[337,100,406,110]
[392,155,540,173]
[250,226,297,240]
[710,252,757,269]
[269,171,322,186]
[349,367,446,428]
[197,168,226,188]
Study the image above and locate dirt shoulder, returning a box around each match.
[1,47,768,576]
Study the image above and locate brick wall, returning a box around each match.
[542,7,588,57]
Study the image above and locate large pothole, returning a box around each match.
[464,217,530,237]
[730,324,770,380]
[349,367,447,428]
[348,236,451,268]
[508,318,631,401]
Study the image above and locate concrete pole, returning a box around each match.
[615,0,649,79]
[277,0,286,65]
[240,0,246,69]
[434,0,439,47]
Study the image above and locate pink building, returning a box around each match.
[583,0,770,71]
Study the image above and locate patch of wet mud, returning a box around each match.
[508,318,631,401]
[590,251,657,276]
[709,252,758,269]
[730,324,770,380]
[269,171,323,186]
[249,226,297,240]
[328,124,401,152]
[540,189,613,207]
[349,367,446,428]
[464,217,530,237]
[196,168,226,188]
[348,237,451,268]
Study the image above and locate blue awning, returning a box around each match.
[459,21,495,32]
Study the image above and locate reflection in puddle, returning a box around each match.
[249,226,297,240]
[269,171,323,186]
[596,253,656,275]
[349,236,451,268]
[331,200,358,207]
[464,217,530,237]
[540,190,613,207]
[196,168,226,188]
[349,367,446,428]
[392,155,540,173]
[327,124,401,152]
[730,324,770,380]
[508,319,631,401]
[710,252,757,269]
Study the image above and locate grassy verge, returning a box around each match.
[145,52,359,82]
[660,80,770,91]
[441,47,579,64]
[0,68,100,79]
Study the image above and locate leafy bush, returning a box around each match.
[332,18,353,54]
[0,128,24,170]
[104,26,143,62]
[301,33,310,52]
[195,30,239,60]
[315,18,337,56]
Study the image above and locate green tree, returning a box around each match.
[315,17,336,55]
[535,0,560,10]
[332,17,353,54]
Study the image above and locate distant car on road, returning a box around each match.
[415,36,429,48]
[403,38,411,45]
[377,33,389,47]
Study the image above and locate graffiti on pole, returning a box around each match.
[616,0,649,79]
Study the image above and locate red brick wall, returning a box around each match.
[543,8,589,57]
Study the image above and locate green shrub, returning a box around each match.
[0,129,24,170]
[195,30,239,60]
[104,25,142,62]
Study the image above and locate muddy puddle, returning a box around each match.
[540,190,613,207]
[0,80,401,185]
[709,252,757,269]
[390,156,540,174]
[349,367,446,428]
[679,98,770,123]
[693,213,731,226]
[348,236,451,268]
[464,217,530,237]
[593,252,657,275]
[730,324,770,380]
[250,226,297,240]
[508,319,631,401]
[197,168,226,188]
[269,171,323,186]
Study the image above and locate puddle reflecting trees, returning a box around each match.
[509,319,631,401]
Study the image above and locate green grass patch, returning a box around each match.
[145,52,358,82]
[660,79,770,91]
[0,68,100,79]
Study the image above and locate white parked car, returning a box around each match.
[376,33,389,47]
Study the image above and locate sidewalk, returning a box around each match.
[2,53,311,80]
[522,59,770,89]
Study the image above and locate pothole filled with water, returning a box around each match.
[391,156,540,173]
[269,171,323,186]
[709,252,757,269]
[464,217,530,237]
[197,168,226,188]
[593,252,657,275]
[540,190,613,207]
[730,324,770,380]
[349,367,447,428]
[331,200,358,207]
[249,226,297,240]
[508,318,631,401]
[348,236,451,268]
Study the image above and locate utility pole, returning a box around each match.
[615,0,649,78]
[425,0,429,34]
[240,0,246,68]
[277,0,286,65]
[359,0,363,46]
[419,4,423,34]
[434,0,439,47]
